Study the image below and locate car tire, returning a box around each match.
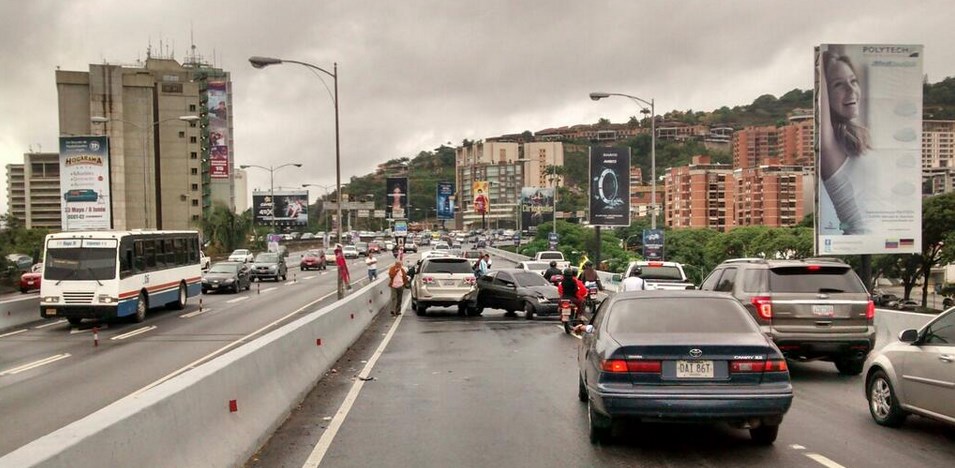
[835,358,864,376]
[170,282,187,310]
[458,303,468,316]
[749,424,779,445]
[414,301,427,316]
[578,374,588,402]
[20,288,29,294]
[524,302,535,320]
[467,305,483,317]
[588,400,612,444]
[132,292,147,323]
[868,370,907,427]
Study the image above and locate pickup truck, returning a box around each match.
[533,251,570,271]
[618,261,695,290]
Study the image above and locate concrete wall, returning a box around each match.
[0,278,390,467]
[0,296,41,333]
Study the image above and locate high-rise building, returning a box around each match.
[5,163,25,223]
[56,49,234,231]
[733,126,780,169]
[733,165,806,228]
[23,153,62,229]
[922,120,955,169]
[664,155,735,232]
[234,168,249,214]
[520,141,564,188]
[455,141,519,166]
[455,162,523,230]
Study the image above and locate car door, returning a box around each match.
[477,272,498,308]
[902,311,955,417]
[496,271,519,310]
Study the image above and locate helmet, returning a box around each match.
[630,267,643,277]
[563,268,574,276]
[584,261,593,268]
[549,261,557,268]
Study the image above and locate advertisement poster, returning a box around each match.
[815,44,923,255]
[59,136,112,230]
[643,229,664,261]
[588,147,631,226]
[472,180,490,215]
[207,80,230,179]
[520,187,554,228]
[252,190,309,226]
[436,181,455,220]
[386,177,409,219]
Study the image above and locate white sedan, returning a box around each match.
[228,249,254,263]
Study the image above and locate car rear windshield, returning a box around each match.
[768,266,865,293]
[513,272,549,286]
[421,259,473,274]
[607,298,758,334]
[537,253,563,260]
[255,254,279,262]
[638,265,684,281]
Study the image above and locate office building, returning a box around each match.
[664,155,735,231]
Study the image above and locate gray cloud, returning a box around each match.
[2,0,954,211]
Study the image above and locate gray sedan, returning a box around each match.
[864,307,955,428]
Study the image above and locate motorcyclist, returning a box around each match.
[543,260,562,281]
[557,268,586,312]
[578,262,603,291]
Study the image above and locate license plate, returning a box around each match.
[27,281,34,285]
[676,360,714,378]
[46,308,57,316]
[812,305,835,317]
[211,284,218,289]
[560,308,571,321]
[443,280,456,286]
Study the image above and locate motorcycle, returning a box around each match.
[548,274,564,288]
[583,281,601,315]
[559,298,579,334]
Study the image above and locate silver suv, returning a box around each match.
[700,258,875,375]
[410,257,479,316]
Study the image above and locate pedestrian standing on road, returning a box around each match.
[620,267,646,292]
[335,244,352,290]
[387,259,409,316]
[365,252,378,281]
[475,254,490,278]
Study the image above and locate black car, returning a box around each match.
[201,262,251,294]
[475,269,560,319]
[578,291,793,444]
[250,252,288,282]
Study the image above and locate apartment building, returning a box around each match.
[521,141,564,188]
[5,164,25,222]
[922,120,955,169]
[733,126,780,169]
[455,141,519,167]
[455,162,524,229]
[777,114,814,166]
[664,155,735,231]
[631,184,666,220]
[734,164,805,228]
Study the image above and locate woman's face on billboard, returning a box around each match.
[827,59,861,122]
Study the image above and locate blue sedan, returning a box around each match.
[577,291,793,444]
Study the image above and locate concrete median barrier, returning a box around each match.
[0,295,41,332]
[0,278,390,468]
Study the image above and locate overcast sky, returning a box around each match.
[3,0,955,214]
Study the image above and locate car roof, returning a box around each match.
[718,257,850,268]
[610,290,734,301]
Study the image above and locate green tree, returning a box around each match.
[665,228,722,284]
[919,193,955,305]
[199,203,252,254]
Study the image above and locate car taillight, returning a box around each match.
[866,300,875,320]
[464,277,476,285]
[600,359,661,373]
[751,296,773,320]
[422,276,435,284]
[730,359,788,373]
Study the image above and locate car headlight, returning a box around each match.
[224,278,235,283]
[98,294,116,304]
[536,295,549,303]
[43,296,60,303]
[269,265,276,271]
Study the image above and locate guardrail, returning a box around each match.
[1,278,391,468]
[0,294,41,332]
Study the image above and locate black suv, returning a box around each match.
[250,252,288,282]
[700,258,875,375]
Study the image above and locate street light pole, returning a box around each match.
[249,56,344,298]
[240,163,302,245]
[303,183,335,238]
[91,114,198,229]
[589,92,657,229]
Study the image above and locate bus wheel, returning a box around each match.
[132,292,147,323]
[67,317,83,326]
[170,283,187,310]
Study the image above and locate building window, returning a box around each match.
[189,104,196,112]
[192,215,200,221]
[191,184,199,191]
[191,199,199,206]
[189,136,197,143]
[190,152,198,159]
[189,121,197,128]
[178,131,185,138]
[191,168,198,175]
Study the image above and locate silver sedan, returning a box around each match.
[864,307,955,428]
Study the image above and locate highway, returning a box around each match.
[0,252,380,457]
[249,254,955,468]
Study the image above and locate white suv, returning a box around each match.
[410,257,479,316]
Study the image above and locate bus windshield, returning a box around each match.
[44,248,117,281]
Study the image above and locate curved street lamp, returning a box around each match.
[589,91,657,229]
[250,55,344,298]
[91,114,199,228]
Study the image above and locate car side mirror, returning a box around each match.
[898,329,919,343]
[611,274,622,282]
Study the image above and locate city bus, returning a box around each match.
[39,230,202,325]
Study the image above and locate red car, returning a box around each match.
[300,250,327,271]
[368,242,381,254]
[20,264,42,293]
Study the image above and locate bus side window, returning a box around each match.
[144,240,157,270]
[188,237,198,263]
[134,241,146,272]
[121,249,134,278]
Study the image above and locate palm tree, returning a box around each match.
[198,203,252,254]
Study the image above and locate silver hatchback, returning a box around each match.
[864,307,955,428]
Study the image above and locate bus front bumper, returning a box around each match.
[40,305,120,320]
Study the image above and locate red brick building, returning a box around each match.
[734,164,806,228]
[664,155,735,232]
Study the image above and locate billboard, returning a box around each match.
[59,136,112,231]
[815,44,923,255]
[207,80,230,179]
[386,177,408,219]
[588,146,631,226]
[436,181,455,220]
[252,190,309,226]
[643,229,664,261]
[520,187,554,228]
[472,180,489,215]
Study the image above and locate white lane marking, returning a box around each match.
[180,308,213,319]
[0,353,71,376]
[302,295,408,468]
[790,444,806,450]
[0,329,28,339]
[130,288,341,396]
[285,281,296,286]
[302,275,316,280]
[227,296,250,304]
[110,326,157,341]
[260,287,278,294]
[805,453,847,468]
[70,327,91,335]
[35,319,67,329]
[0,295,38,305]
